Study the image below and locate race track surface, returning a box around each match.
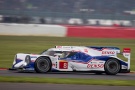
[0,70,135,80]
[0,83,135,90]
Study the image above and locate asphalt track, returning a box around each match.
[0,83,135,90]
[0,70,135,80]
[0,70,135,90]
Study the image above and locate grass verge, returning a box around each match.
[0,76,135,86]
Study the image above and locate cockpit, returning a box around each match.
[40,49,92,62]
[41,49,70,58]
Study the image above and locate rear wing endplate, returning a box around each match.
[123,48,131,70]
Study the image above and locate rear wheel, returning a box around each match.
[104,58,120,75]
[34,57,52,73]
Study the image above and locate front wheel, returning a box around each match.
[34,57,52,73]
[104,58,120,75]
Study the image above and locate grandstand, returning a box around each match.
[0,0,135,26]
[0,0,135,14]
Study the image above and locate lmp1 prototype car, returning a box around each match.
[10,46,131,75]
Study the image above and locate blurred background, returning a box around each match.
[0,0,135,27]
[0,0,135,72]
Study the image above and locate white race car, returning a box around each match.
[10,46,131,75]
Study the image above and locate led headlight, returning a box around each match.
[13,55,17,65]
[25,55,31,65]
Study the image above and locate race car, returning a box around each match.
[10,46,131,75]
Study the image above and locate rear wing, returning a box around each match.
[88,46,120,57]
[88,46,120,53]
[123,48,131,70]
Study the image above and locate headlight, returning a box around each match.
[25,55,31,65]
[13,55,17,64]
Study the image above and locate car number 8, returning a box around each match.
[63,62,68,69]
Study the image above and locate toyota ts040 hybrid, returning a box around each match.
[10,46,131,75]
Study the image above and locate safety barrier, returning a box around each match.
[66,26,135,39]
[0,23,67,37]
[0,23,135,39]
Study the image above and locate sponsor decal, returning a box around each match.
[56,46,62,48]
[84,49,88,53]
[52,64,56,67]
[56,46,73,49]
[90,62,97,64]
[123,48,131,53]
[99,62,104,63]
[102,51,115,54]
[87,64,104,68]
[52,62,57,68]
[25,68,34,70]
[124,53,130,56]
[30,56,37,58]
[71,66,75,70]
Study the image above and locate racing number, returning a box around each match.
[63,62,68,68]
[59,62,68,69]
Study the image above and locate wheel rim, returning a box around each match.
[37,58,50,72]
[106,60,120,73]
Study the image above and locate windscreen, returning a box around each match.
[41,50,70,58]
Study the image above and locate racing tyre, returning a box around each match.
[35,57,52,73]
[104,58,120,75]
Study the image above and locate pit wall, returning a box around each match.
[66,26,135,39]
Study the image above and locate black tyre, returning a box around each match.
[104,58,120,75]
[34,57,52,73]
